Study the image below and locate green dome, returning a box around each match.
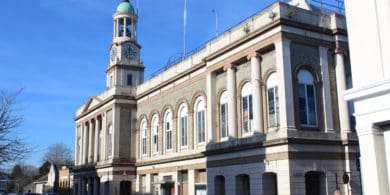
[116,1,134,13]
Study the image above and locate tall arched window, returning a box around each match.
[151,115,159,153]
[267,73,279,128]
[298,70,318,126]
[164,110,173,151]
[140,119,147,156]
[220,91,228,140]
[241,83,253,134]
[195,98,206,144]
[179,104,188,147]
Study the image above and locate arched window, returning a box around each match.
[195,98,206,144]
[298,70,318,126]
[179,104,188,147]
[215,175,226,195]
[241,83,253,134]
[267,73,279,128]
[151,115,159,153]
[235,174,250,195]
[140,119,147,156]
[164,110,173,151]
[220,91,228,140]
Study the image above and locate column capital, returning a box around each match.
[334,47,348,55]
[247,51,262,61]
[223,63,237,71]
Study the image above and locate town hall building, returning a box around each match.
[73,0,361,194]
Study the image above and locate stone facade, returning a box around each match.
[74,0,361,194]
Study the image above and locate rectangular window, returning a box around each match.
[268,87,279,128]
[181,116,188,147]
[127,74,133,86]
[166,122,172,150]
[220,103,228,139]
[299,84,317,126]
[153,126,159,153]
[197,110,205,143]
[242,95,253,133]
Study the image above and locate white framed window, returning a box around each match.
[179,104,188,147]
[151,115,159,153]
[298,70,318,127]
[164,110,173,151]
[140,119,147,156]
[267,73,279,129]
[108,125,113,158]
[195,98,206,144]
[220,91,228,140]
[241,83,253,134]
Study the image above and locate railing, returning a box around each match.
[148,0,344,79]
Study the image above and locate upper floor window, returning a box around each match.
[127,74,133,86]
[241,83,253,134]
[195,98,206,144]
[164,110,173,151]
[298,70,318,127]
[151,115,159,153]
[140,120,147,156]
[108,125,113,157]
[267,73,279,128]
[220,91,228,140]
[179,104,188,147]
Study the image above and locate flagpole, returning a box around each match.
[183,0,187,59]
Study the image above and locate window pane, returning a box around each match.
[220,103,228,138]
[307,85,317,125]
[299,84,308,125]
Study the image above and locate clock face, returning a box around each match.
[123,44,137,60]
[110,47,117,62]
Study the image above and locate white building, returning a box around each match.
[74,0,362,194]
[344,0,390,194]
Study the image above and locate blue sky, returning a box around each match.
[0,0,340,167]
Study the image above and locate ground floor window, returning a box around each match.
[235,174,250,195]
[305,171,326,195]
[215,175,225,195]
[262,172,277,195]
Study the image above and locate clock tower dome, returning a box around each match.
[107,0,144,89]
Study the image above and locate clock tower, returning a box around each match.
[107,0,144,89]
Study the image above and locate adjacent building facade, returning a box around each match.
[74,0,361,194]
[344,0,390,194]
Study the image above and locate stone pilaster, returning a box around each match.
[275,39,295,131]
[206,72,216,142]
[319,47,334,132]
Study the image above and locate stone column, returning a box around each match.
[94,118,100,162]
[123,17,127,37]
[247,51,263,134]
[275,39,295,131]
[102,113,107,160]
[88,178,93,195]
[357,125,389,195]
[224,63,237,138]
[88,121,94,163]
[335,47,351,136]
[83,124,89,164]
[319,46,334,132]
[206,71,216,142]
[93,177,99,195]
[75,126,79,165]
